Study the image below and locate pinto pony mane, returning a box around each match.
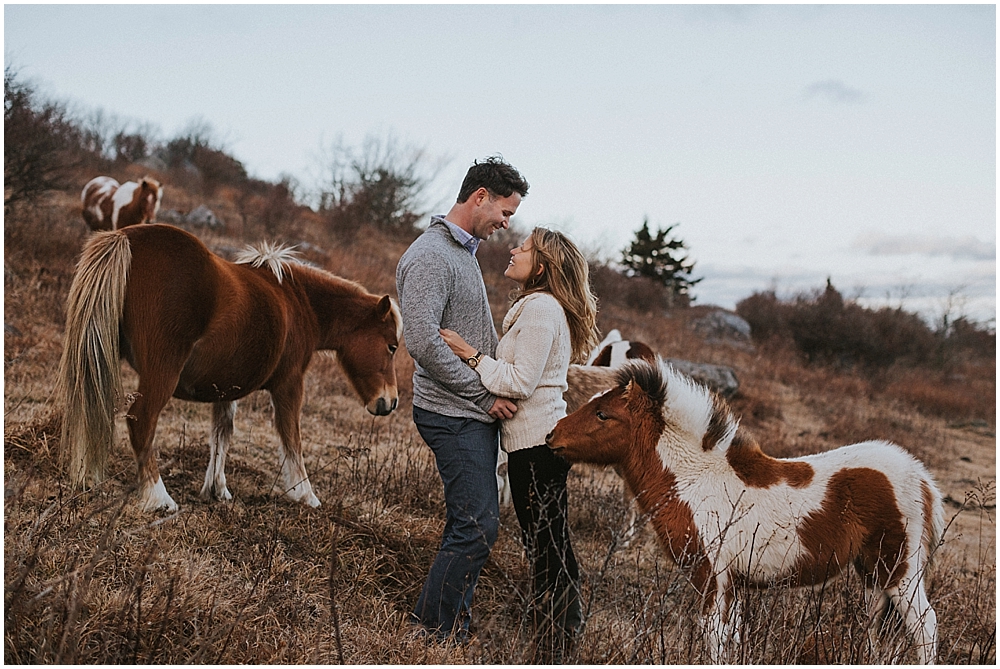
[615,359,739,455]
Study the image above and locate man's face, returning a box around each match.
[470,189,521,240]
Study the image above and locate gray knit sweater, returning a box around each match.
[396,219,499,421]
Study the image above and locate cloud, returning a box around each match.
[803,79,867,104]
[852,233,996,261]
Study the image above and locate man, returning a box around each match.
[396,156,529,640]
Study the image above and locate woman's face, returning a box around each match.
[504,235,540,286]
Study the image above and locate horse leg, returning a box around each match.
[701,574,732,663]
[864,587,891,660]
[201,400,237,501]
[886,576,937,664]
[269,379,320,508]
[127,370,183,512]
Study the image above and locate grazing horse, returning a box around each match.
[547,359,942,663]
[587,328,657,368]
[58,224,401,513]
[81,176,163,231]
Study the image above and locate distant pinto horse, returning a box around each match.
[586,328,656,368]
[547,359,942,664]
[81,176,163,231]
[58,224,401,512]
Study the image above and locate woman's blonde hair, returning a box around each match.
[515,227,600,363]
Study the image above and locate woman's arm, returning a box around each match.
[445,296,563,400]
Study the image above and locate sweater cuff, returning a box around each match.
[473,355,501,390]
[474,390,498,414]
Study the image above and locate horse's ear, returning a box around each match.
[376,295,392,319]
[622,378,652,413]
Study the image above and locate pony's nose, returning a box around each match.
[545,430,554,444]
[373,396,397,416]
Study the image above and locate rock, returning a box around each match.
[690,310,753,348]
[186,205,223,229]
[155,208,186,225]
[665,358,740,397]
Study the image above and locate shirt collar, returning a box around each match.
[433,214,481,256]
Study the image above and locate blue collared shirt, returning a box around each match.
[433,214,481,256]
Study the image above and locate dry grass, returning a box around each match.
[4,192,995,664]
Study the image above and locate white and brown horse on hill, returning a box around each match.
[586,328,656,368]
[547,359,943,663]
[58,224,401,512]
[81,175,163,231]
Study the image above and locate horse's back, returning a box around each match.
[120,224,297,401]
[121,224,219,343]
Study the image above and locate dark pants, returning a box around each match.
[411,406,500,640]
[508,445,582,660]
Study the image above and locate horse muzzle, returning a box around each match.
[368,395,398,416]
[544,431,563,453]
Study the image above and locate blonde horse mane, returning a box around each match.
[234,242,301,284]
[57,231,132,486]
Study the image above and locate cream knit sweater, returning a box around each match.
[474,292,570,453]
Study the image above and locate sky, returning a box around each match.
[4,3,996,325]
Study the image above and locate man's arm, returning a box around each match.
[397,254,497,411]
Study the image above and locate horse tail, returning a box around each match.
[57,231,132,487]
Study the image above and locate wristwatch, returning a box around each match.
[465,351,484,369]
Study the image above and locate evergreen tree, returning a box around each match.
[621,218,701,306]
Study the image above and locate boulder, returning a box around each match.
[186,205,223,229]
[665,358,740,398]
[690,309,753,349]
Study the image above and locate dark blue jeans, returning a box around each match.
[411,406,500,639]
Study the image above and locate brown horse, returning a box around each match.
[58,224,401,512]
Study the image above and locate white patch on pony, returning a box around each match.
[110,181,139,228]
[234,242,301,283]
[608,340,631,367]
[658,361,716,450]
[586,328,623,363]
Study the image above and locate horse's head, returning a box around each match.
[548,359,667,465]
[337,294,401,416]
[139,177,163,222]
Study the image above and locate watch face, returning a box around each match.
[467,356,478,368]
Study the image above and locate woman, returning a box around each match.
[440,227,600,661]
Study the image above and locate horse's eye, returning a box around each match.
[596,411,608,421]
[388,344,398,355]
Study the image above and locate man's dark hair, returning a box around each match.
[456,155,529,203]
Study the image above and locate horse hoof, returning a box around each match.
[140,477,178,513]
[200,485,233,502]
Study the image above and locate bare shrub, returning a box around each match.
[4,67,86,212]
[315,134,446,240]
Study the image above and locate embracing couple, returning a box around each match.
[395,156,600,661]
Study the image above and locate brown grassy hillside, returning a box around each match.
[4,180,995,664]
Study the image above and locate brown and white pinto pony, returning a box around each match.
[58,224,401,513]
[81,175,163,231]
[547,359,943,663]
[586,328,657,368]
